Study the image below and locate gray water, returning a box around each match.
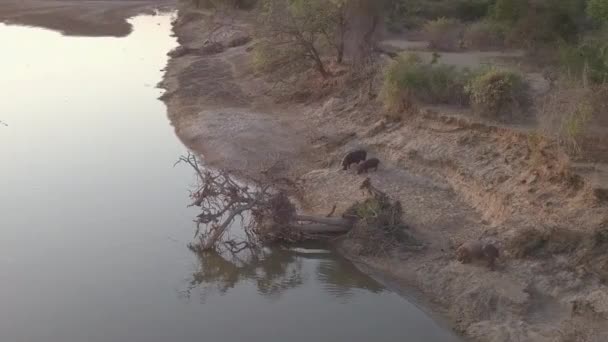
[0,14,459,342]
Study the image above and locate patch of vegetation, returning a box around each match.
[463,20,507,50]
[380,53,473,116]
[424,17,464,51]
[507,227,547,258]
[344,193,418,256]
[466,67,528,120]
[387,0,491,27]
[587,0,608,24]
[594,222,608,245]
[562,102,593,153]
[486,0,583,48]
[507,226,585,258]
[539,80,607,155]
[192,0,257,10]
[251,0,385,80]
[559,35,608,83]
[490,0,527,23]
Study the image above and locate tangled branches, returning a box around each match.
[176,152,352,252]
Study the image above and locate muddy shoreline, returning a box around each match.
[161,5,608,342]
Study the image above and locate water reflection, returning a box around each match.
[188,244,383,301]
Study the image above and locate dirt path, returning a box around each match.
[0,0,175,36]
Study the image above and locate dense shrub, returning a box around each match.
[386,0,492,30]
[193,0,257,9]
[466,68,528,120]
[495,0,584,46]
[588,0,608,23]
[455,0,493,21]
[491,0,527,23]
[463,20,506,50]
[380,53,472,115]
[424,18,464,51]
[539,81,608,155]
[559,34,608,83]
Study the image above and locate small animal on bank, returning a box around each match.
[342,149,367,170]
[456,241,499,271]
[357,158,380,174]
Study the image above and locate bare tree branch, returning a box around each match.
[176,153,353,252]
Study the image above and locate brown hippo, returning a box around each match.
[357,158,380,174]
[456,241,499,271]
[342,149,367,170]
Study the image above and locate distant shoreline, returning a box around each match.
[0,0,175,37]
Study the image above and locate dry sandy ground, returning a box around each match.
[0,0,175,36]
[161,5,608,342]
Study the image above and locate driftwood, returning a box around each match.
[176,153,353,251]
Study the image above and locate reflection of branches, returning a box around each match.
[186,247,304,300]
[184,245,385,301]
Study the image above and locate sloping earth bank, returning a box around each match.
[161,6,608,342]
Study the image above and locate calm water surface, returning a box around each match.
[0,14,459,342]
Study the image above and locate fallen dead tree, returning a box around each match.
[177,153,419,256]
[176,153,353,252]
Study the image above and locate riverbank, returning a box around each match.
[0,0,175,37]
[161,4,608,341]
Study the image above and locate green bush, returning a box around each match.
[466,68,528,119]
[380,53,472,115]
[463,20,507,50]
[193,0,257,9]
[562,101,593,153]
[495,0,584,46]
[424,17,464,51]
[455,0,493,21]
[386,0,492,30]
[588,0,608,23]
[491,0,527,23]
[559,35,608,83]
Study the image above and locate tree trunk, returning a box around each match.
[289,223,351,234]
[295,215,351,227]
[312,54,329,78]
[336,15,346,64]
[337,40,344,64]
[289,215,352,234]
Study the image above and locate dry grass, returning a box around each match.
[538,81,608,158]
[506,222,608,283]
[424,17,464,51]
[463,20,506,50]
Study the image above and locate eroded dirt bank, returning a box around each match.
[0,0,175,37]
[161,5,608,341]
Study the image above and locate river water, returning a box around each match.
[0,14,459,342]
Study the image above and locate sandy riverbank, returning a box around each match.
[161,4,608,341]
[0,0,175,36]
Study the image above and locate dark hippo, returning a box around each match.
[456,241,500,271]
[357,158,380,174]
[342,149,367,170]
